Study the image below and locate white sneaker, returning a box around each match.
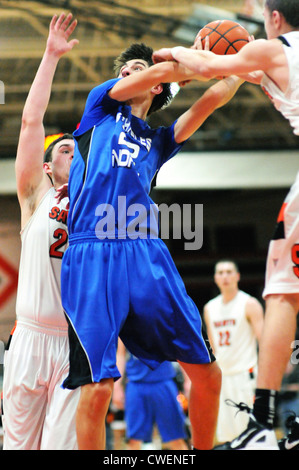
[214,402,279,450]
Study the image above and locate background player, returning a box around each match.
[2,13,80,450]
[60,36,247,450]
[113,340,189,450]
[204,260,264,443]
[153,0,299,450]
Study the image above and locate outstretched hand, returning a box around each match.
[192,33,210,51]
[179,34,210,87]
[152,35,210,87]
[152,33,210,64]
[46,12,79,58]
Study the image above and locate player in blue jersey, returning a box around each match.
[113,340,189,450]
[61,39,245,450]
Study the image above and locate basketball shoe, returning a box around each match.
[278,413,299,450]
[213,402,279,450]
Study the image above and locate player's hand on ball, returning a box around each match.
[192,34,210,51]
[178,34,210,87]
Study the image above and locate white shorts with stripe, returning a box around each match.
[263,171,299,298]
[2,319,80,450]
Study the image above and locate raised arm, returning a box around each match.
[153,39,279,81]
[109,60,209,104]
[174,75,244,143]
[15,13,78,211]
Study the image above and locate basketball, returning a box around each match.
[199,20,250,55]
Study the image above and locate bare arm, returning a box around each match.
[246,297,264,343]
[110,56,244,144]
[174,75,244,143]
[109,60,208,104]
[154,39,281,81]
[15,13,78,215]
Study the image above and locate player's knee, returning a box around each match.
[205,362,222,396]
[79,380,113,417]
[186,361,222,394]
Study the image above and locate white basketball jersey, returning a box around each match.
[205,290,258,375]
[261,31,299,135]
[16,188,69,328]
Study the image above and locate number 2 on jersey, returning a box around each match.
[49,228,68,259]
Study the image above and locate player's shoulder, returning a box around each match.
[88,78,121,103]
[238,289,251,299]
[204,294,222,309]
[264,37,287,56]
[244,292,262,311]
[244,38,278,56]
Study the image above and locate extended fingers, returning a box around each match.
[49,14,58,31]
[204,35,210,50]
[59,12,75,33]
[53,12,66,29]
[192,34,210,51]
[51,12,77,33]
[65,18,78,38]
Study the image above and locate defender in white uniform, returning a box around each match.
[2,14,80,450]
[261,31,299,298]
[204,261,264,442]
[154,0,299,450]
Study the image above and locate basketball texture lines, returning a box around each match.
[199,20,249,55]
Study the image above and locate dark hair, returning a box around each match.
[265,0,299,27]
[214,259,240,273]
[114,43,173,115]
[44,133,74,163]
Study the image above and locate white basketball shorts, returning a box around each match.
[2,319,80,450]
[263,171,299,298]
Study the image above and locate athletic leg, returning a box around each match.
[76,379,114,450]
[251,294,299,430]
[257,293,299,391]
[178,361,222,450]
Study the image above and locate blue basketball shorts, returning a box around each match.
[61,236,215,389]
[125,379,187,443]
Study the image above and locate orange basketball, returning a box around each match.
[199,20,249,55]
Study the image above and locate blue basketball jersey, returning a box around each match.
[61,77,215,390]
[68,78,184,240]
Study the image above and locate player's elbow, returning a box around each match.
[21,111,43,130]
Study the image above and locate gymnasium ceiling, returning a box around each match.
[0,0,298,161]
